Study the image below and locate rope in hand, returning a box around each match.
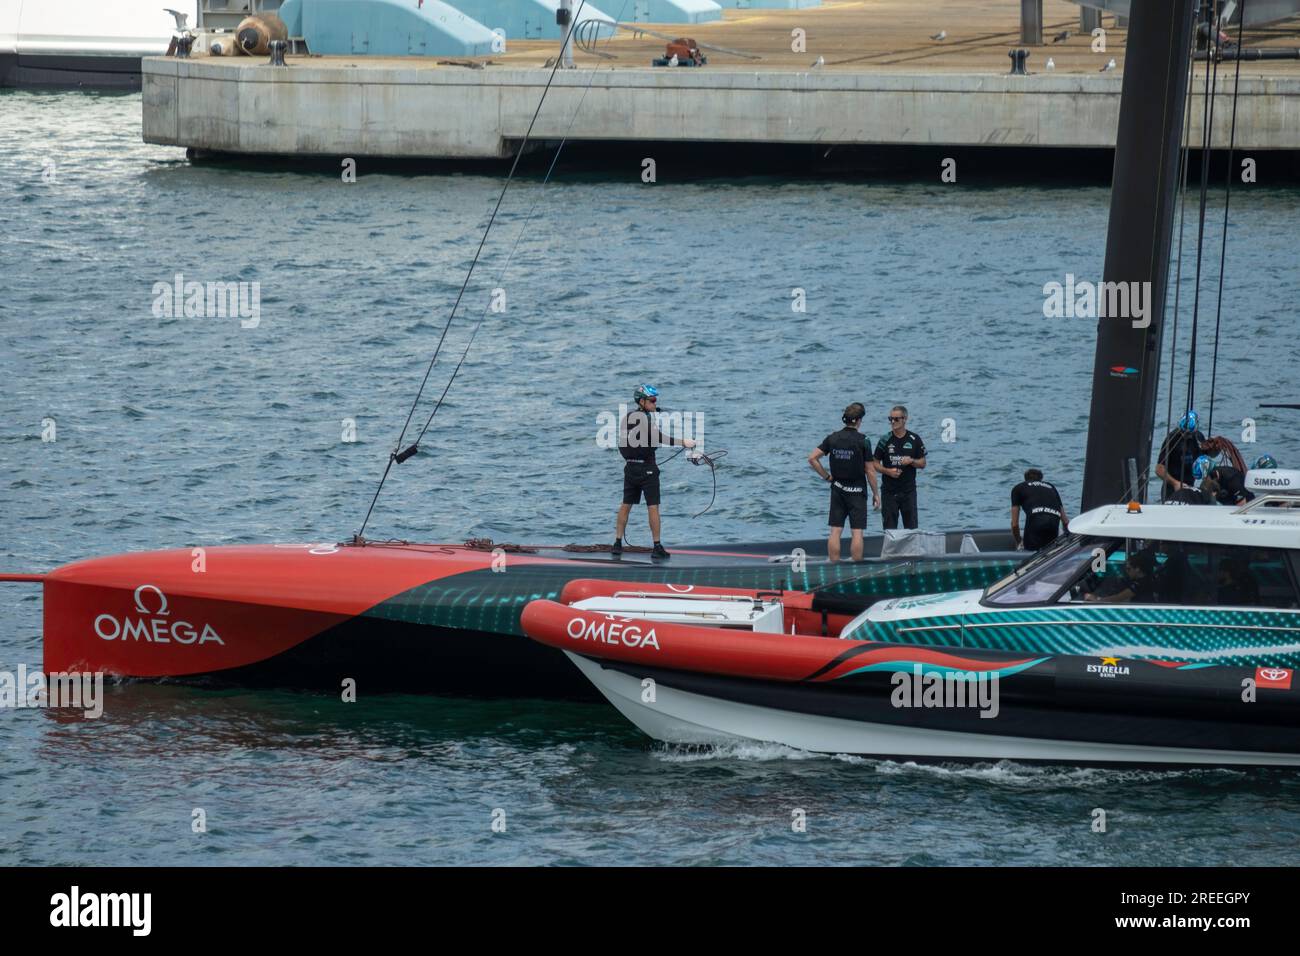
[657,445,729,518]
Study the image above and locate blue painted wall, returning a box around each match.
[716,0,819,9]
[445,0,616,41]
[279,0,501,57]
[623,0,722,23]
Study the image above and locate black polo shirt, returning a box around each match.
[874,430,926,494]
[819,428,871,487]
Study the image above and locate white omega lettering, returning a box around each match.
[94,586,225,647]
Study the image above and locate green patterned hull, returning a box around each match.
[846,593,1300,668]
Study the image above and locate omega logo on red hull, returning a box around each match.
[93,585,225,646]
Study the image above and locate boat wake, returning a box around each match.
[851,756,1248,787]
[650,740,829,763]
[652,742,1250,787]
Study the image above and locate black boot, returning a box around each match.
[611,539,623,556]
[651,542,670,559]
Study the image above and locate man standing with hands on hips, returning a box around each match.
[808,402,880,562]
[874,405,927,530]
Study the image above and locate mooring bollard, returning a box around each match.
[1008,49,1030,75]
[268,40,287,67]
[175,35,194,59]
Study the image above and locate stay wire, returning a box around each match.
[1186,0,1223,416]
[1207,0,1246,436]
[406,0,635,454]
[1166,17,1199,439]
[356,1,593,540]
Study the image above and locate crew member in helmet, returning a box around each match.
[1155,410,1208,502]
[1168,454,1215,505]
[613,384,695,559]
[808,402,880,561]
[1195,454,1252,505]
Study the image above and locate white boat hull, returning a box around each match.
[567,652,1300,767]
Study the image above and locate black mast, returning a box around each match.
[1080,0,1198,510]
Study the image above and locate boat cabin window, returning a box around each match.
[983,535,1103,606]
[1069,541,1299,608]
[985,535,1300,608]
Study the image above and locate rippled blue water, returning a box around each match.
[2,91,1299,866]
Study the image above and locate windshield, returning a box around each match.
[984,533,1081,600]
[983,535,1117,606]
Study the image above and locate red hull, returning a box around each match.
[42,543,507,677]
[522,598,1021,683]
[4,535,1017,695]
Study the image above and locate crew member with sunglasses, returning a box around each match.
[613,383,696,559]
[873,405,927,530]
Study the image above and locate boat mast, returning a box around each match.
[1080,0,1198,510]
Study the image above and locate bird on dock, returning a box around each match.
[930,30,947,41]
[163,8,189,32]
[811,55,825,68]
[1100,58,1116,72]
[1046,57,1055,71]
[1052,30,1070,43]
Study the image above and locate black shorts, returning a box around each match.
[1024,520,1061,551]
[828,483,868,530]
[622,461,661,507]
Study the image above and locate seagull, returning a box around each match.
[1100,58,1116,72]
[930,30,947,41]
[1046,57,1055,70]
[163,8,189,31]
[1052,30,1070,43]
[669,53,678,66]
[811,55,824,68]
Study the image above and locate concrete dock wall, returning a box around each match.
[142,57,1300,160]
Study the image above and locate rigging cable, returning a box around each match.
[1165,14,1200,439]
[1207,0,1247,436]
[356,0,604,540]
[401,0,640,465]
[1185,0,1224,417]
[656,444,730,519]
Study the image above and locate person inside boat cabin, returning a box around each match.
[1216,556,1261,606]
[612,383,695,560]
[1010,468,1069,551]
[1084,549,1158,603]
[809,402,880,561]
[874,405,926,530]
[1155,409,1209,502]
